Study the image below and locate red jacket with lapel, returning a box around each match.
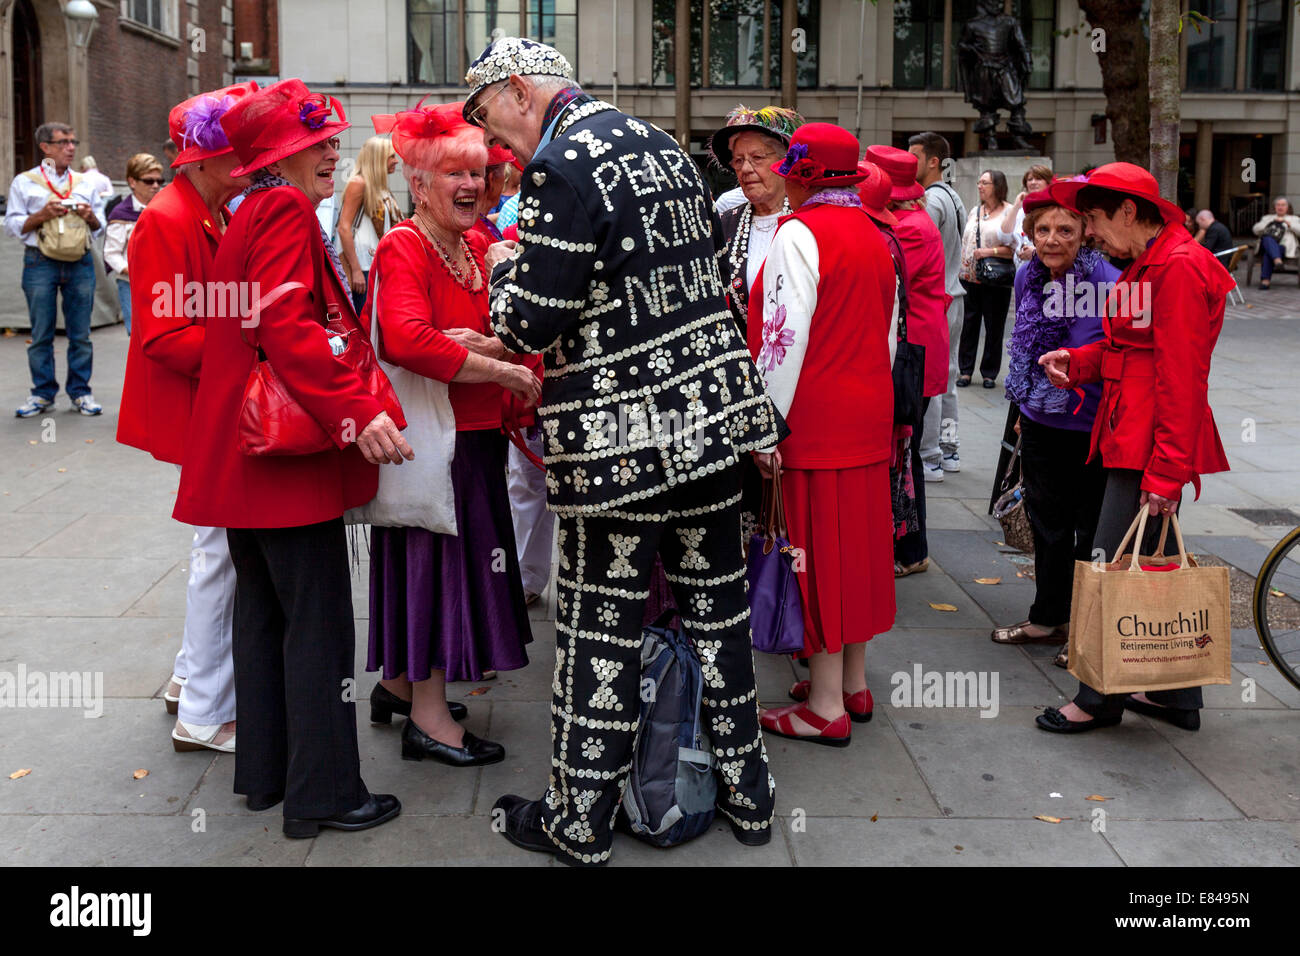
[116,175,223,465]
[173,185,383,529]
[1064,224,1232,500]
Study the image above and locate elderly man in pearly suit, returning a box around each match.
[464,37,782,866]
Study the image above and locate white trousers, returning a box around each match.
[170,467,237,724]
[507,431,555,596]
[921,294,964,465]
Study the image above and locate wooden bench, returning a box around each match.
[1244,243,1300,286]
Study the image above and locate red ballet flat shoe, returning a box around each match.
[760,703,852,747]
[788,680,873,723]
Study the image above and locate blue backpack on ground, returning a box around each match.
[620,610,717,847]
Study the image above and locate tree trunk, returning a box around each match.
[1078,0,1150,165]
[1148,0,1181,199]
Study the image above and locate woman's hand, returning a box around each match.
[350,270,366,295]
[1140,490,1178,517]
[1038,349,1071,387]
[445,327,506,359]
[1013,415,1022,436]
[357,411,415,465]
[753,449,782,479]
[1017,244,1033,261]
[499,362,542,407]
[485,240,519,271]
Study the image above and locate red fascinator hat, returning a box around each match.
[221,78,349,178]
[856,162,899,228]
[771,123,866,188]
[168,81,260,168]
[372,98,481,171]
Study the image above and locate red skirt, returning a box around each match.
[781,462,896,656]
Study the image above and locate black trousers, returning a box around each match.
[1073,468,1204,717]
[1018,416,1105,626]
[959,279,1012,380]
[226,518,367,818]
[895,396,929,566]
[541,464,774,863]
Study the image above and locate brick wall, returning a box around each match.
[232,0,279,76]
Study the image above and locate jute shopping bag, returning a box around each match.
[1068,510,1231,694]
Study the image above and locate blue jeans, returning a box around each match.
[20,247,95,401]
[116,278,132,335]
[1260,235,1284,280]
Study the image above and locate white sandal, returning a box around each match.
[163,674,186,715]
[172,720,236,753]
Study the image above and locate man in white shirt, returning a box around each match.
[5,122,103,417]
[908,131,965,479]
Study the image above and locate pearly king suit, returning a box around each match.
[491,94,782,862]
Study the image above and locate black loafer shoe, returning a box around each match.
[1035,706,1122,734]
[370,684,467,723]
[493,794,608,867]
[400,718,505,766]
[983,378,996,388]
[1123,696,1201,731]
[283,792,401,838]
[246,791,283,811]
[724,815,772,846]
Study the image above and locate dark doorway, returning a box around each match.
[12,0,43,178]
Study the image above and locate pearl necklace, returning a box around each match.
[413,209,482,292]
[728,198,790,301]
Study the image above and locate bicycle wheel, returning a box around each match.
[1253,525,1300,693]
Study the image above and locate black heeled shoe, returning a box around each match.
[400,718,505,767]
[1034,706,1122,734]
[724,814,772,846]
[246,791,283,811]
[492,794,605,867]
[370,683,467,723]
[283,792,401,838]
[1123,696,1201,731]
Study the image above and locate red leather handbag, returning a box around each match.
[237,286,405,456]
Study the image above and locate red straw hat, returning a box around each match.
[864,144,923,202]
[168,82,260,168]
[372,99,479,171]
[770,123,866,188]
[1048,162,1183,226]
[856,162,899,228]
[221,78,349,178]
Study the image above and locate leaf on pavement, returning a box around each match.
[929,602,958,612]
[974,577,1001,585]
[132,769,149,780]
[1085,795,1110,802]
[1033,814,1063,824]
[870,813,878,822]
[9,768,31,780]
[468,686,491,696]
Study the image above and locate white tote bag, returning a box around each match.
[345,252,458,534]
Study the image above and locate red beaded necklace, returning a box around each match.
[413,209,482,292]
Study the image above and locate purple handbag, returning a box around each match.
[745,467,806,655]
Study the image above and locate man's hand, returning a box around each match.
[753,449,782,479]
[499,362,542,407]
[1038,349,1071,388]
[73,202,96,226]
[43,195,68,222]
[445,327,506,359]
[356,411,414,465]
[485,239,518,270]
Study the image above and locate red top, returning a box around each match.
[364,223,507,430]
[173,186,383,529]
[116,175,225,465]
[747,202,896,469]
[1063,224,1232,500]
[893,206,952,397]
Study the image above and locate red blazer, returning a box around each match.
[894,206,952,397]
[747,203,896,469]
[116,175,224,464]
[1064,225,1232,500]
[173,186,384,529]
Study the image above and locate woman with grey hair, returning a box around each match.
[1251,195,1300,288]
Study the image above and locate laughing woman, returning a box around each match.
[364,102,541,766]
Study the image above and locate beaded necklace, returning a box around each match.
[727,197,790,299]
[413,208,482,292]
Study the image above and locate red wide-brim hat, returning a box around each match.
[856,162,899,228]
[864,144,923,202]
[221,78,350,179]
[168,82,260,168]
[1049,162,1184,226]
[770,122,866,188]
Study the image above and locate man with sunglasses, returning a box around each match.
[5,122,104,417]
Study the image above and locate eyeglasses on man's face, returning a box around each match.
[46,138,79,148]
[470,83,509,127]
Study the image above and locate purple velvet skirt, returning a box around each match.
[367,429,533,683]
